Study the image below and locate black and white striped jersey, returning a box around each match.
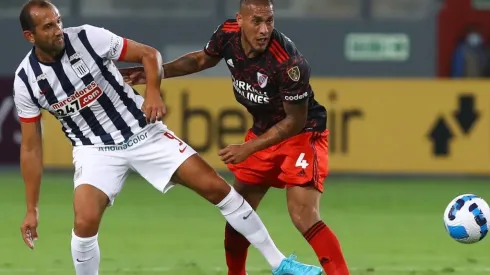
[13,24,147,146]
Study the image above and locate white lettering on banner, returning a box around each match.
[0,95,21,145]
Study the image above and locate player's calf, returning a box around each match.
[287,186,321,234]
[72,184,109,275]
[224,181,269,275]
[287,186,350,275]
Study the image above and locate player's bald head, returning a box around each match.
[239,0,274,10]
[19,0,56,32]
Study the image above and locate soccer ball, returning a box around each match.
[443,194,489,244]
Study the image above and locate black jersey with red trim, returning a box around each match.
[204,19,327,135]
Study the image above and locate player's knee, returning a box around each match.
[206,181,232,205]
[200,172,232,205]
[289,202,320,234]
[73,211,102,237]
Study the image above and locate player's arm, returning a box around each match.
[162,24,225,77]
[120,22,226,83]
[20,120,43,214]
[244,101,307,153]
[243,59,310,153]
[118,39,163,100]
[84,25,163,93]
[13,80,43,214]
[163,50,221,78]
[83,24,165,121]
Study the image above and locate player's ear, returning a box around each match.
[23,31,35,44]
[236,12,243,27]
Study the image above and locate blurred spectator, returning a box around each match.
[451,25,490,77]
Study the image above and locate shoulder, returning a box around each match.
[269,30,307,65]
[218,19,240,33]
[64,24,113,39]
[14,52,33,81]
[205,19,239,55]
[212,19,240,39]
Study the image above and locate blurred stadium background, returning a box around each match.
[1,0,490,274]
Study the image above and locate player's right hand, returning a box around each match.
[20,210,39,249]
[120,67,147,85]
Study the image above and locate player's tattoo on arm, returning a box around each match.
[163,54,199,78]
[163,51,221,78]
[273,124,287,140]
[276,100,308,139]
[243,100,308,154]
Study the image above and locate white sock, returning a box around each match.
[71,230,100,275]
[217,186,286,269]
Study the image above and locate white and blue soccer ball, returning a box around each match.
[443,194,489,244]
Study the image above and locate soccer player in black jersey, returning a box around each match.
[120,1,349,274]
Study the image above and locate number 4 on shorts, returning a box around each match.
[295,153,309,169]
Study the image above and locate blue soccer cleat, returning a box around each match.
[272,254,323,275]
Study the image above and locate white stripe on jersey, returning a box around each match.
[13,24,147,146]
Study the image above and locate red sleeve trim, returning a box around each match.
[19,114,41,123]
[118,38,128,61]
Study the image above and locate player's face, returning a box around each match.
[24,6,65,53]
[237,3,274,53]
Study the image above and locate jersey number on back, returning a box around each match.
[295,153,309,169]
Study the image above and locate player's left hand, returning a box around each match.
[218,144,252,164]
[143,90,166,123]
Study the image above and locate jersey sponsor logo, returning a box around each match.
[69,52,83,62]
[284,91,308,101]
[110,36,122,57]
[257,72,268,88]
[287,66,300,82]
[232,76,269,104]
[97,131,149,151]
[51,81,102,117]
[32,73,48,84]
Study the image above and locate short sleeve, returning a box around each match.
[82,24,128,61]
[204,20,239,58]
[13,76,41,123]
[278,56,312,104]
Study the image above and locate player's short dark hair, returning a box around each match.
[19,0,54,32]
[239,0,274,8]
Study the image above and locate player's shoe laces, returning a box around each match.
[272,254,323,275]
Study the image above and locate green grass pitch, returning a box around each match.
[0,171,489,274]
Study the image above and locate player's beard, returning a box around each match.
[37,40,64,58]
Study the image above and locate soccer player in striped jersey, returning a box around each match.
[121,0,350,274]
[15,1,322,275]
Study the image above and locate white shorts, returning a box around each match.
[72,123,197,205]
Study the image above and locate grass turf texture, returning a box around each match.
[0,171,489,274]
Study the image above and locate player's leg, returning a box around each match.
[224,180,269,275]
[287,186,349,275]
[171,155,286,270]
[132,125,321,274]
[281,131,349,275]
[71,147,129,275]
[71,184,109,275]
